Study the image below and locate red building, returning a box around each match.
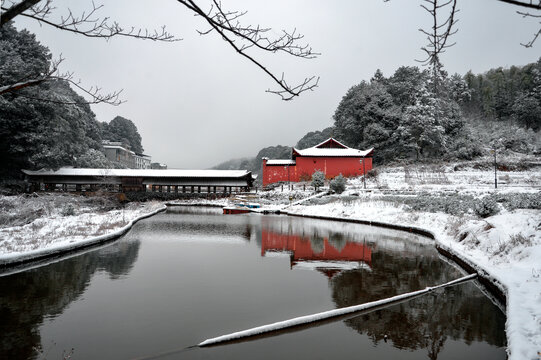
[262,138,373,186]
[261,229,372,277]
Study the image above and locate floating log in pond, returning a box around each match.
[198,273,477,347]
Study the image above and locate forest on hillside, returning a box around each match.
[214,58,541,180]
[2,22,540,184]
[0,24,144,179]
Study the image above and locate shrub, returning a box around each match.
[474,196,499,218]
[330,174,346,194]
[61,203,76,216]
[311,171,325,191]
[365,168,379,179]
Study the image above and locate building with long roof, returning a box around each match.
[262,138,373,186]
[23,168,253,194]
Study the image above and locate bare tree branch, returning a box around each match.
[176,0,320,100]
[0,57,124,105]
[2,0,319,102]
[517,10,541,47]
[0,0,41,25]
[497,0,541,10]
[1,0,179,41]
[417,0,459,66]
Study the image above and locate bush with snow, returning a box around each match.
[311,171,325,191]
[474,196,500,218]
[330,174,346,194]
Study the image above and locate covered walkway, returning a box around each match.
[22,168,254,194]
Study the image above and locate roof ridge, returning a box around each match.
[311,137,349,149]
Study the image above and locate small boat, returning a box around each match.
[235,202,261,209]
[223,206,251,215]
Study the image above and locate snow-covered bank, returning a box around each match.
[0,194,166,266]
[283,194,540,359]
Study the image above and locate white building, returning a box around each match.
[134,153,152,169]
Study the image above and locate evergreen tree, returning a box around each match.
[311,171,325,191]
[101,116,144,153]
[0,24,104,177]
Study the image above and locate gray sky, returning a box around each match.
[12,0,541,169]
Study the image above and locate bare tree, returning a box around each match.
[0,0,319,104]
[386,0,540,51]
[417,0,458,97]
[417,0,459,67]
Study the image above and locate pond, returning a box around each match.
[0,207,506,359]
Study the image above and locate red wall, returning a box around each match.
[261,163,298,186]
[262,157,372,186]
[261,230,372,265]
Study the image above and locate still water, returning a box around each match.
[0,207,506,359]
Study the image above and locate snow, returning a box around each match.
[198,273,476,347]
[0,199,165,266]
[293,147,373,157]
[266,159,296,165]
[272,164,541,360]
[22,167,251,178]
[2,163,540,357]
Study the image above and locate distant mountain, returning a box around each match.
[211,127,334,184]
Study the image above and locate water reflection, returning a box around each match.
[0,239,141,359]
[258,215,506,358]
[0,209,506,360]
[261,228,372,276]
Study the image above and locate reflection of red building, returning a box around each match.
[262,138,374,186]
[261,229,372,277]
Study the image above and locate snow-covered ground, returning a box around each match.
[0,163,539,358]
[0,194,165,265]
[267,164,540,360]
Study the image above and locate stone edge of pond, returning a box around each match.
[0,205,167,269]
[281,211,508,307]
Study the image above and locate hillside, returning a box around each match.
[213,59,541,183]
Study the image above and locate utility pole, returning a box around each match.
[490,149,497,189]
[287,165,291,190]
[360,157,366,189]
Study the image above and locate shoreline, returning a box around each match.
[0,204,166,268]
[1,194,538,359]
[282,210,508,307]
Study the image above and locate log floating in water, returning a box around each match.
[198,273,477,347]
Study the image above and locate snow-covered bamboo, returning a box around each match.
[198,273,477,347]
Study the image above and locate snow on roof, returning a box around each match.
[266,159,296,165]
[293,146,373,157]
[102,144,135,154]
[292,138,373,157]
[312,137,348,149]
[23,168,251,178]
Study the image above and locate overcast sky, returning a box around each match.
[12,0,541,169]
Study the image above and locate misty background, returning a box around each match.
[10,0,541,168]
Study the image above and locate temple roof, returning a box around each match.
[293,138,373,158]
